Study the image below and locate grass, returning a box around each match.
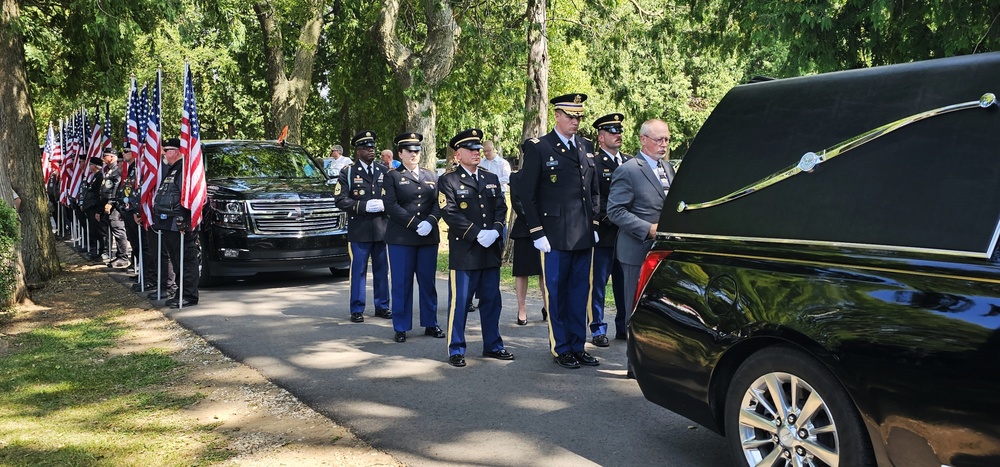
[0,314,231,466]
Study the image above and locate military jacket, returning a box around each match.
[115,162,141,214]
[438,167,507,270]
[595,147,631,248]
[508,171,531,240]
[383,166,441,246]
[516,130,600,251]
[334,161,388,242]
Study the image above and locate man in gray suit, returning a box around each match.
[607,119,675,353]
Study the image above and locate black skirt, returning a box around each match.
[511,238,542,277]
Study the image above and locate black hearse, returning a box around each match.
[199,140,349,285]
[629,53,1000,466]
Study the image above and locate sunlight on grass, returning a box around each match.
[0,317,232,465]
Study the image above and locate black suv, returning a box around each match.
[629,53,1000,466]
[199,140,349,285]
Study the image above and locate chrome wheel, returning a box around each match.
[736,371,840,467]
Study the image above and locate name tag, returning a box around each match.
[546,160,559,167]
[399,179,410,185]
[456,189,470,195]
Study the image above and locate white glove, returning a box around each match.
[477,229,500,248]
[365,199,384,213]
[416,220,432,236]
[533,236,551,253]
[594,231,600,243]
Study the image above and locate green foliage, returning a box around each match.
[0,200,18,313]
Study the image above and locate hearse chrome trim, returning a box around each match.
[677,93,998,212]
[659,231,997,260]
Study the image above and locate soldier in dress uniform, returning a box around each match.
[383,132,446,342]
[334,130,391,323]
[152,138,200,308]
[514,93,601,369]
[590,113,632,345]
[100,148,129,268]
[438,128,513,367]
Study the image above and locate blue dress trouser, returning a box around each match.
[591,245,626,337]
[349,241,389,314]
[387,244,439,332]
[542,248,593,356]
[446,268,503,356]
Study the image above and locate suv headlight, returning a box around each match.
[211,199,248,229]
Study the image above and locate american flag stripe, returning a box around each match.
[127,80,141,156]
[140,72,162,228]
[180,63,207,229]
[41,123,55,183]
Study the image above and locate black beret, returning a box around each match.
[449,128,484,151]
[550,93,587,116]
[592,113,625,133]
[163,138,181,149]
[351,130,376,148]
[394,132,423,152]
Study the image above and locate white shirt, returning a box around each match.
[325,156,352,177]
[478,156,511,192]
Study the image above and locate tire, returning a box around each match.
[329,267,350,278]
[198,234,222,287]
[724,345,874,467]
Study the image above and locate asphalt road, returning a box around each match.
[160,268,732,466]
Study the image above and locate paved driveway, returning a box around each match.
[163,269,731,466]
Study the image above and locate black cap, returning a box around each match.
[394,132,423,152]
[102,147,118,157]
[592,113,625,134]
[163,138,181,149]
[351,130,376,148]
[449,128,484,151]
[550,93,587,117]
[89,156,103,166]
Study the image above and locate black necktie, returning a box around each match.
[367,165,373,178]
[568,140,576,153]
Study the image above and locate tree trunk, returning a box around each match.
[521,0,548,162]
[376,0,459,171]
[254,0,326,145]
[0,0,59,301]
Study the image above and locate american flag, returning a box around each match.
[68,111,89,201]
[140,71,162,228]
[58,117,76,204]
[180,63,207,229]
[86,106,103,162]
[42,123,58,183]
[102,102,112,153]
[127,80,141,155]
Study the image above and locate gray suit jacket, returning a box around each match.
[607,154,675,266]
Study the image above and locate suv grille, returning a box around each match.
[248,199,346,235]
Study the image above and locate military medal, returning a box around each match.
[460,202,468,209]
[359,189,365,196]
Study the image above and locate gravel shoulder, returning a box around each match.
[4,241,402,466]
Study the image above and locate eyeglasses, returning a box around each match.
[642,135,671,146]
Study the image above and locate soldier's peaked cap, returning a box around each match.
[550,93,587,117]
[394,132,423,151]
[592,113,625,133]
[351,130,376,148]
[449,129,484,150]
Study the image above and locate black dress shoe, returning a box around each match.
[626,369,635,379]
[147,291,176,300]
[482,349,514,360]
[424,326,445,338]
[449,354,466,367]
[541,307,548,322]
[554,352,580,369]
[592,335,610,347]
[131,283,155,292]
[573,351,600,366]
[466,304,476,313]
[374,308,393,319]
[350,313,364,323]
[166,298,198,308]
[515,318,528,326]
[394,332,406,343]
[615,333,627,341]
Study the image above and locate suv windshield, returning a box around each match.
[203,142,325,180]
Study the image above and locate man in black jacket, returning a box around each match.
[334,131,391,323]
[438,128,512,367]
[152,138,199,308]
[100,148,129,268]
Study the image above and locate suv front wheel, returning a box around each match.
[724,345,875,467]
